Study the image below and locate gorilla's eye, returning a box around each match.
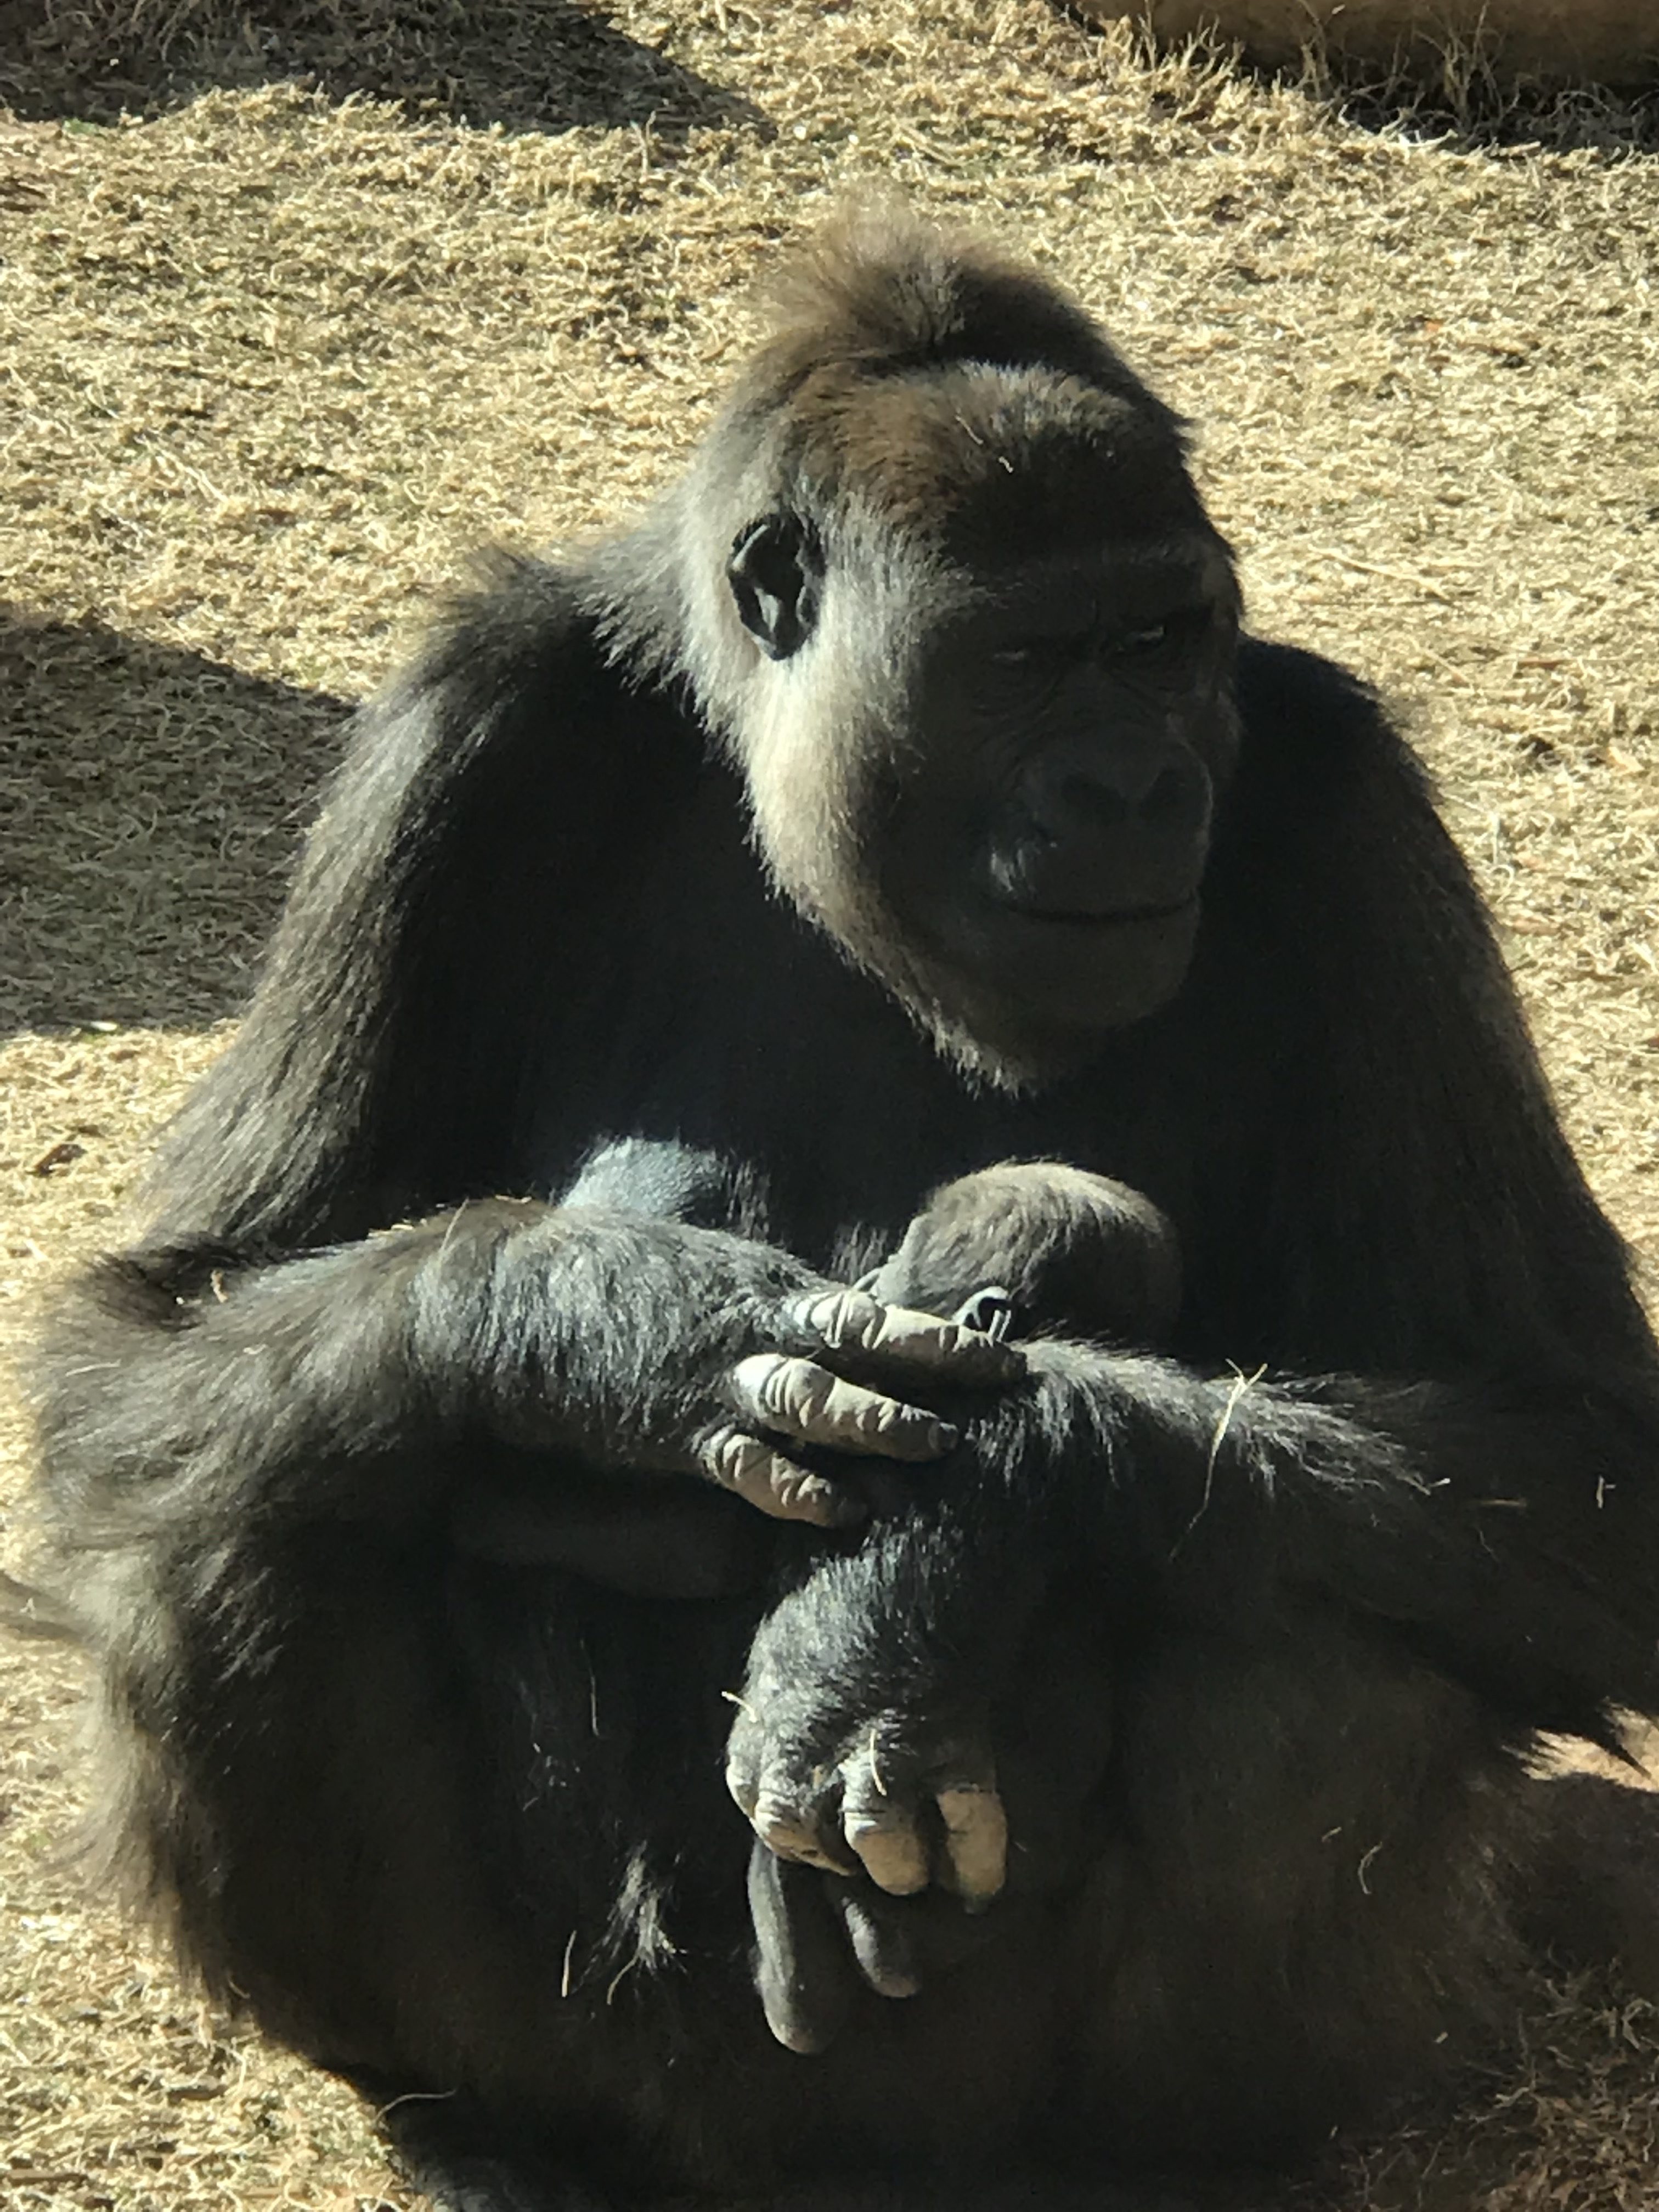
[989,634,1081,672]
[1110,608,1209,664]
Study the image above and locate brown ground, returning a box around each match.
[3,2,1659,2206]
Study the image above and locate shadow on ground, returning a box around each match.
[0,0,767,138]
[0,610,349,1035]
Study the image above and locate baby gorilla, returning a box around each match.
[741,1163,1180,2054]
[865,1161,1182,1350]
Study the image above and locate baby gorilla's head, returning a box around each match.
[869,1162,1181,1346]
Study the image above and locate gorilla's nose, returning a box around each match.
[995,737,1211,917]
[1025,737,1209,843]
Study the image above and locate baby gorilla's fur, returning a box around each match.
[868,1164,1181,1350]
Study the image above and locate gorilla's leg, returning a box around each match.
[1522,1767,1659,1995]
[1059,1615,1538,2165]
[735,1584,1545,2165]
[381,2095,611,2212]
[387,2117,1200,2212]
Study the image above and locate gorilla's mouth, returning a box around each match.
[955,893,1203,1042]
[1001,895,1199,929]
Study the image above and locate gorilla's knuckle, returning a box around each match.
[703,1424,757,1486]
[870,1306,940,1358]
[799,1286,883,1352]
[847,1821,930,1896]
[839,1733,908,1810]
[836,1382,887,1437]
[789,1360,838,1420]
[752,1795,817,1853]
[729,1351,783,1413]
[767,1465,819,1516]
[725,1760,760,1818]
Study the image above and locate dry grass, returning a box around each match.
[2,1,1658,2204]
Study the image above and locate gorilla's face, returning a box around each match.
[882,533,1242,1067]
[725,484,1240,1086]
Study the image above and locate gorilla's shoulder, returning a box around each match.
[1235,635,1383,734]
[1234,633,1425,796]
[420,550,595,679]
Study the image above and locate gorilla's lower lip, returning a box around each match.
[998,895,1198,928]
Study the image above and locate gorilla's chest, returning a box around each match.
[514,772,1207,1274]
[525,950,1188,1280]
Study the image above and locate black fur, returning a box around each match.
[26,207,1659,2211]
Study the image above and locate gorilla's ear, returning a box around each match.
[727,514,823,661]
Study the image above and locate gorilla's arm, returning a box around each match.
[36,1207,1025,1602]
[31,557,1015,1618]
[730,1345,1659,2055]
[734,1343,1659,1772]
[727,1338,1659,2033]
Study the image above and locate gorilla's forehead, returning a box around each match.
[952,532,1234,617]
[778,360,1200,557]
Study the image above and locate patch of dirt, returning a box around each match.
[2,2,1657,2205]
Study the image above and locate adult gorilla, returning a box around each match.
[29,210,1659,2210]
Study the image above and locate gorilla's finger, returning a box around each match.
[697,1425,865,1526]
[729,1355,958,1460]
[792,1288,1025,1385]
[828,1882,922,1999]
[748,1842,856,2056]
[728,1726,859,1876]
[840,1747,930,1895]
[843,1811,930,1896]
[751,1796,855,1874]
[936,1781,1008,1906]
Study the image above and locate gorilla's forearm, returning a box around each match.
[1082,1347,1659,1733]
[726,1347,1659,1939]
[759,1341,1659,1750]
[33,1202,822,1547]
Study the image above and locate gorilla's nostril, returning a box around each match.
[1060,774,1130,828]
[1141,765,1199,828]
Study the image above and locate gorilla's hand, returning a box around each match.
[701,1283,1024,1528]
[727,1674,1006,1900]
[743,1839,1020,2055]
[495,1213,1023,1530]
[730,1672,1010,2057]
